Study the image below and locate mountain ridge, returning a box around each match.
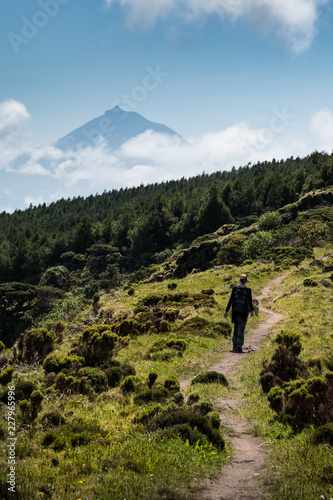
[55,106,182,152]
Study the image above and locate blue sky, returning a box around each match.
[0,0,333,212]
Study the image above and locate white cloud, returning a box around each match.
[1,98,331,212]
[0,99,30,136]
[311,107,333,151]
[105,0,327,53]
[0,99,32,172]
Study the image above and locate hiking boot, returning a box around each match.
[236,345,243,353]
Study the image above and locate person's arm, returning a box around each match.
[248,288,254,317]
[223,287,235,318]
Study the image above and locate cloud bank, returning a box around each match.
[104,0,327,53]
[0,99,331,212]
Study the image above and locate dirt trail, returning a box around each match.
[184,273,288,500]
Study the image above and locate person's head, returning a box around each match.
[239,273,248,285]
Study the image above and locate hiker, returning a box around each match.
[223,274,254,353]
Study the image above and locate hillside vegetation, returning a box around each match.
[0,156,332,499]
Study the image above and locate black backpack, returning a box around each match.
[232,286,249,314]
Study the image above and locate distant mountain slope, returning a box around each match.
[55,106,182,151]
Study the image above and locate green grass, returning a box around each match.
[1,247,332,499]
[227,249,333,500]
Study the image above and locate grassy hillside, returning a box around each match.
[0,185,332,499]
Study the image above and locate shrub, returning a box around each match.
[312,423,333,446]
[165,339,187,351]
[194,401,214,415]
[141,295,163,307]
[42,420,104,450]
[210,412,221,430]
[261,333,307,383]
[243,231,276,260]
[267,386,284,413]
[164,376,180,392]
[279,375,333,430]
[55,372,86,394]
[133,404,162,424]
[177,317,231,338]
[217,234,246,265]
[147,408,225,450]
[260,372,277,393]
[15,380,36,401]
[104,367,122,388]
[30,390,44,409]
[134,388,169,405]
[303,278,319,287]
[13,328,56,363]
[0,356,8,369]
[188,393,200,404]
[39,266,69,289]
[43,352,83,374]
[73,325,123,366]
[0,367,14,385]
[51,321,66,342]
[78,367,108,393]
[258,211,282,230]
[121,363,136,377]
[148,372,158,389]
[173,392,184,405]
[120,375,136,394]
[41,411,66,427]
[274,331,302,356]
[0,341,5,353]
[114,319,142,337]
[191,371,228,386]
[162,423,207,446]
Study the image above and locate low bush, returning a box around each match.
[41,411,66,428]
[134,387,169,405]
[43,352,84,374]
[148,372,158,388]
[133,404,162,424]
[13,328,56,364]
[72,325,124,366]
[303,278,319,287]
[191,371,228,386]
[0,366,14,385]
[120,375,136,394]
[312,423,333,446]
[266,372,333,431]
[177,317,231,338]
[166,339,187,351]
[42,420,104,451]
[78,367,108,393]
[0,356,8,369]
[147,408,225,450]
[194,401,214,415]
[14,379,36,401]
[260,331,307,386]
[104,366,122,388]
[164,376,180,392]
[267,386,284,413]
[188,393,200,404]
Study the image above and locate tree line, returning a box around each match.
[0,151,332,284]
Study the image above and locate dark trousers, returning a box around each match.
[232,315,247,348]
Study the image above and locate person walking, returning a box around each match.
[223,273,254,353]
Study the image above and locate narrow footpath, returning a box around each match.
[182,273,288,500]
